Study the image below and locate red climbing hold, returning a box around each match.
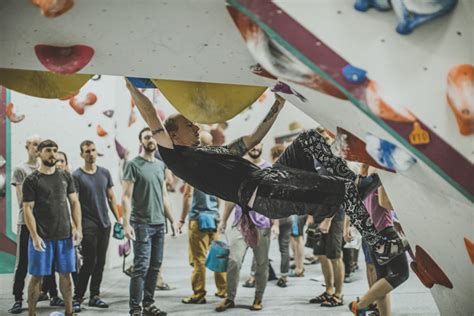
[34,44,94,74]
[411,245,453,289]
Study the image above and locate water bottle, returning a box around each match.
[291,215,299,236]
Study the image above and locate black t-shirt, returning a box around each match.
[22,169,76,240]
[158,144,259,204]
[72,166,114,232]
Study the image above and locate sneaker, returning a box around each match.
[73,300,82,313]
[215,292,227,299]
[155,283,175,291]
[130,307,142,316]
[242,278,255,288]
[374,236,409,266]
[344,273,354,283]
[50,296,65,307]
[349,300,369,316]
[215,299,235,312]
[143,304,167,316]
[276,277,287,288]
[38,292,49,302]
[250,298,263,311]
[182,296,206,304]
[88,296,109,308]
[8,301,22,314]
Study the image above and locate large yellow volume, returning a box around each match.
[0,68,92,99]
[151,79,266,123]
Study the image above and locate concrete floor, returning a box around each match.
[0,234,439,316]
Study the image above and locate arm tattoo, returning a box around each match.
[227,137,248,157]
[263,103,279,123]
[152,128,165,135]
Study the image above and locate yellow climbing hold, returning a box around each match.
[151,79,266,124]
[0,68,92,99]
[409,122,430,145]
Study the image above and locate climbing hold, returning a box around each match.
[0,68,92,99]
[68,97,85,115]
[365,133,416,171]
[366,81,416,122]
[392,0,458,35]
[409,122,430,145]
[332,127,394,172]
[115,139,127,160]
[96,124,108,137]
[127,77,156,89]
[6,103,25,123]
[34,44,94,74]
[354,0,392,12]
[342,64,367,84]
[128,109,137,127]
[271,82,307,103]
[227,7,347,100]
[103,110,115,118]
[31,0,74,18]
[84,92,97,106]
[464,237,474,264]
[446,64,474,136]
[414,245,453,289]
[151,79,266,124]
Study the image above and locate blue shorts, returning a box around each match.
[28,238,76,276]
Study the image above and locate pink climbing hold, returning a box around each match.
[34,44,94,74]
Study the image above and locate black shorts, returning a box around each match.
[313,220,344,259]
[369,227,409,289]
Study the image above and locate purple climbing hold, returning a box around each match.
[103,110,114,118]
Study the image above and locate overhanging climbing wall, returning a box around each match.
[0,0,472,314]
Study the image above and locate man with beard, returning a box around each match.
[72,140,120,311]
[22,140,82,316]
[216,143,275,311]
[126,79,407,267]
[122,127,178,316]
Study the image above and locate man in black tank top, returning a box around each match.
[125,79,408,266]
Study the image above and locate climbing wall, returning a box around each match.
[0,0,472,314]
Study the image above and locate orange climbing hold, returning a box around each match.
[31,0,74,18]
[6,102,25,123]
[409,122,430,145]
[464,237,474,264]
[34,44,94,75]
[96,125,108,137]
[446,64,474,136]
[366,81,416,123]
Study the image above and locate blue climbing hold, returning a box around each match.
[126,77,156,88]
[354,0,392,12]
[392,0,458,35]
[342,64,367,84]
[365,133,416,171]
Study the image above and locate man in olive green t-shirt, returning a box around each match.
[122,127,178,316]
